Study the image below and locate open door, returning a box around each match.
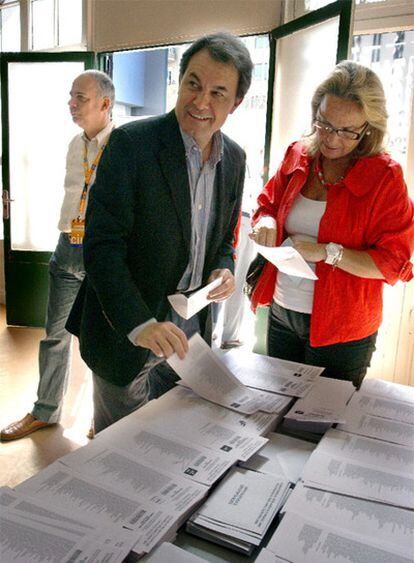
[1,52,94,327]
[264,0,353,177]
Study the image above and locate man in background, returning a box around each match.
[1,70,115,441]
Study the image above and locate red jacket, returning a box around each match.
[251,142,414,346]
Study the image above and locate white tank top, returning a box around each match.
[274,193,326,314]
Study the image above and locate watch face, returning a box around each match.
[325,243,341,265]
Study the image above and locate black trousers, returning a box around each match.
[267,302,377,389]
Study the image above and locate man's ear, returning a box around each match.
[102,97,111,112]
[230,97,244,114]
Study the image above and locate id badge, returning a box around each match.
[70,218,85,247]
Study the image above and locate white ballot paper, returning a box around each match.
[168,333,288,414]
[255,242,318,279]
[266,511,413,563]
[360,377,414,405]
[94,423,237,486]
[338,408,414,447]
[59,441,207,518]
[140,385,287,436]
[282,482,414,553]
[168,277,222,319]
[284,377,355,428]
[15,461,178,553]
[189,467,290,549]
[142,542,207,562]
[302,429,414,509]
[240,432,316,484]
[347,391,414,425]
[221,349,321,398]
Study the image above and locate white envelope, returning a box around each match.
[168,277,223,319]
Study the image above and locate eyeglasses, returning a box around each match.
[314,118,369,141]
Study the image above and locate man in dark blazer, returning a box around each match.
[68,32,253,432]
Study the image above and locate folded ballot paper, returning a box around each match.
[168,277,222,319]
[187,467,290,555]
[255,242,317,279]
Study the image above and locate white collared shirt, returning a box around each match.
[58,121,115,232]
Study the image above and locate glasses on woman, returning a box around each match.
[314,118,369,141]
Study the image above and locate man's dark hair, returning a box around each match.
[179,32,253,99]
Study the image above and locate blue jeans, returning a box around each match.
[267,302,377,389]
[32,233,85,423]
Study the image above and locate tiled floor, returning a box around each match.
[0,305,92,488]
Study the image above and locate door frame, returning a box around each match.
[1,51,94,327]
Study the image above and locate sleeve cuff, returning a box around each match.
[128,318,157,346]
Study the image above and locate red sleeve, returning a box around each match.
[366,162,414,284]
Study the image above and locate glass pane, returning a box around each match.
[58,0,82,46]
[269,17,339,172]
[31,0,55,50]
[1,5,21,51]
[8,62,83,251]
[352,30,414,168]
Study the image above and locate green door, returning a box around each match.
[1,52,94,327]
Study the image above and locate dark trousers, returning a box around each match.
[267,302,377,389]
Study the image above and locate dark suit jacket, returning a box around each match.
[67,111,245,385]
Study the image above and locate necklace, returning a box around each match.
[314,154,345,188]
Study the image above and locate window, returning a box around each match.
[0,0,20,51]
[31,0,83,50]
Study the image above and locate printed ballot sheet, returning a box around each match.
[15,461,177,553]
[59,441,207,516]
[168,277,222,320]
[1,506,134,563]
[337,408,414,447]
[155,385,288,435]
[168,333,289,414]
[302,429,414,509]
[266,511,413,563]
[284,377,355,425]
[282,482,414,553]
[190,467,290,546]
[255,242,318,279]
[94,424,237,486]
[221,349,322,398]
[347,391,414,425]
[360,377,414,404]
[240,432,316,484]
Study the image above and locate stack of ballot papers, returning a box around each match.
[283,377,355,434]
[187,467,290,555]
[0,486,136,562]
[221,349,323,398]
[142,541,208,562]
[240,432,316,484]
[168,334,295,415]
[301,428,414,509]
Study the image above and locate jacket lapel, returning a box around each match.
[158,112,192,251]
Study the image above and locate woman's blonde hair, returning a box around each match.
[306,60,388,158]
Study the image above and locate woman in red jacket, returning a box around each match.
[250,60,414,388]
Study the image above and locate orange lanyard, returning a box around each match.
[78,136,109,218]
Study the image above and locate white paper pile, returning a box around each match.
[283,377,355,434]
[240,432,316,484]
[221,349,323,398]
[0,486,136,563]
[168,333,292,414]
[187,467,290,555]
[302,428,414,509]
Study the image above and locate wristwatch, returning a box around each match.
[325,242,344,267]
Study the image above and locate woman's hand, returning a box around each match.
[292,237,326,263]
[249,216,277,247]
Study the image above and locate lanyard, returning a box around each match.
[78,135,109,218]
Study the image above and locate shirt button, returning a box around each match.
[198,204,202,210]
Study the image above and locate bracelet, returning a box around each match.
[332,246,344,269]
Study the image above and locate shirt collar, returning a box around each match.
[82,121,115,146]
[180,128,223,167]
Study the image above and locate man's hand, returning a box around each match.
[135,321,188,359]
[207,268,235,302]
